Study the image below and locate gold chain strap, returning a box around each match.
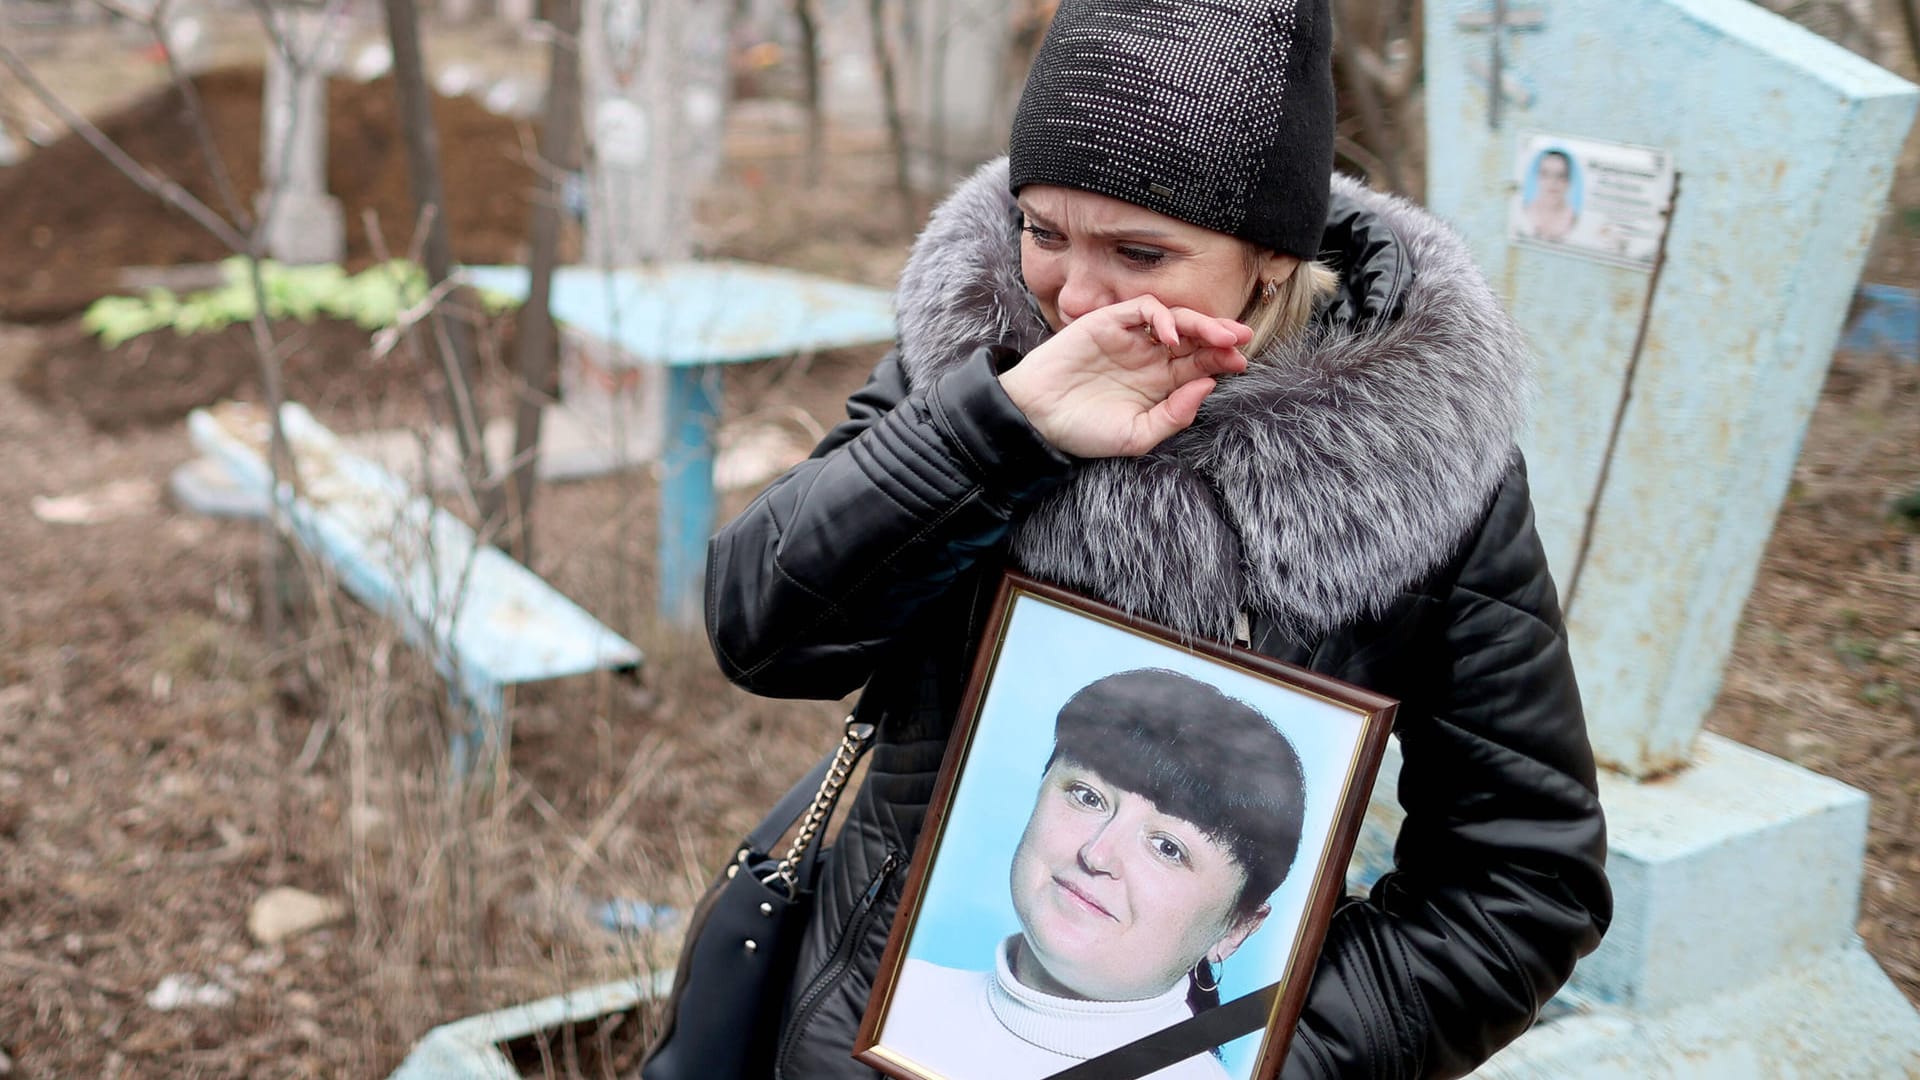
[767,715,875,891]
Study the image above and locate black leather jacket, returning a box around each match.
[705,172,1610,1079]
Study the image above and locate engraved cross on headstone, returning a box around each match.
[1455,1,1545,128]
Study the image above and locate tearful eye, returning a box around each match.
[1118,246,1166,268]
[1022,224,1066,249]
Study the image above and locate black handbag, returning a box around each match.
[642,714,875,1080]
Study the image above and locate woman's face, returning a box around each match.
[1535,155,1571,205]
[1008,758,1268,1001]
[1018,184,1297,332]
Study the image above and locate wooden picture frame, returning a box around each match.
[854,573,1396,1080]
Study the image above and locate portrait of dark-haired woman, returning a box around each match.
[881,670,1306,1079]
[1522,148,1582,242]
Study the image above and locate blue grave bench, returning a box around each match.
[187,401,643,771]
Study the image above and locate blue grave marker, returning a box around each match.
[1404,4,1920,1072]
[1429,0,1918,777]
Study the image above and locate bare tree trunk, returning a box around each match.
[1330,0,1423,197]
[506,0,583,562]
[794,0,824,185]
[1333,6,1401,193]
[867,0,913,221]
[383,0,499,530]
[1902,0,1920,77]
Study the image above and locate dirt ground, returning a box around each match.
[0,9,1918,1080]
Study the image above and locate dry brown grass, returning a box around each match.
[249,172,898,1072]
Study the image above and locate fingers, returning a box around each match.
[1165,306,1251,350]
[1122,301,1250,359]
[1128,296,1181,350]
[1136,377,1217,449]
[1167,343,1247,385]
[1103,298,1250,355]
[1153,306,1181,351]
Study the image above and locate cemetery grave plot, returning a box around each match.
[1,20,1918,1080]
[0,65,539,323]
[0,51,918,1072]
[1705,347,1920,1001]
[17,315,455,433]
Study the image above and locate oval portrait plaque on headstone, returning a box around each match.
[1508,132,1675,269]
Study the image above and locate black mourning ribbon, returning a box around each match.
[1043,981,1283,1080]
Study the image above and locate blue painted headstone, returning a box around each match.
[1427,0,1918,777]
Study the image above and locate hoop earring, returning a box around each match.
[1192,957,1221,993]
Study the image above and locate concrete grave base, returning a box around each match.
[553,324,669,468]
[389,971,673,1080]
[1475,946,1920,1078]
[1580,734,1870,1011]
[1352,731,1920,1077]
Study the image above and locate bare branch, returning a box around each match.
[369,275,464,360]
[0,40,250,252]
[84,0,151,23]
[1902,0,1920,83]
[511,120,576,188]
[361,206,392,263]
[404,202,437,271]
[868,0,913,214]
[1334,134,1392,187]
[149,5,254,231]
[81,0,250,230]
[793,0,825,185]
[252,0,294,64]
[508,0,583,560]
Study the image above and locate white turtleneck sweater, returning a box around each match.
[878,937,1233,1079]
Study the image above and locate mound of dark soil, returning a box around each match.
[16,310,520,433]
[19,318,385,431]
[0,66,535,321]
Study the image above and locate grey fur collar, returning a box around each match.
[895,158,1531,643]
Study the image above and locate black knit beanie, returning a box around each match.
[1008,0,1336,261]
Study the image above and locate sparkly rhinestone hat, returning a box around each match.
[1008,0,1336,261]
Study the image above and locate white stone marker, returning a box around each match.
[567,0,731,464]
[580,0,729,268]
[257,11,345,265]
[1381,1,1920,1075]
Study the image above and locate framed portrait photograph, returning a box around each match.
[854,574,1397,1080]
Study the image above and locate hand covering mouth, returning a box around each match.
[1054,876,1117,921]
